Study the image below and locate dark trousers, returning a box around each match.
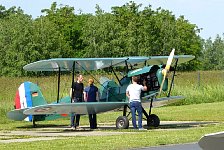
[89,114,97,129]
[70,97,82,127]
[71,113,80,127]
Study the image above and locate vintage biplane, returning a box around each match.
[7,49,195,129]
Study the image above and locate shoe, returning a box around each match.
[138,128,147,130]
[71,126,75,130]
[75,126,82,130]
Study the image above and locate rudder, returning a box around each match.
[14,81,47,122]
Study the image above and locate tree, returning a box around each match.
[41,2,87,57]
[0,12,33,76]
[202,35,224,70]
[0,7,72,76]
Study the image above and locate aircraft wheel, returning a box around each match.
[116,116,129,129]
[147,114,160,127]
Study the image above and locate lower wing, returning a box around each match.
[23,102,129,115]
[142,92,184,107]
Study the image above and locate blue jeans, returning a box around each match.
[130,101,143,129]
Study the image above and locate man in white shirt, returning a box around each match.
[126,76,147,130]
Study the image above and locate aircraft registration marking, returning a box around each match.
[34,107,52,113]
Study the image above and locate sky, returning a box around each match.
[1,0,224,40]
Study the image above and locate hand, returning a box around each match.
[143,80,147,86]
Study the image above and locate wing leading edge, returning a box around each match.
[23,57,149,71]
[23,102,129,115]
[147,55,195,65]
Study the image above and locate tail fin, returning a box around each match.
[14,81,47,121]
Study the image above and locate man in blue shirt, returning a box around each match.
[84,78,99,129]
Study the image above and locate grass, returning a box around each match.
[0,123,224,149]
[169,71,224,105]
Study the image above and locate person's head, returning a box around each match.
[132,76,139,83]
[76,74,83,83]
[88,78,94,85]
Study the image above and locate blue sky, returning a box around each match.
[1,0,224,40]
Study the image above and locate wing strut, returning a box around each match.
[167,58,178,97]
[75,61,124,102]
[71,61,76,103]
[57,67,61,103]
[110,66,122,86]
[125,60,129,73]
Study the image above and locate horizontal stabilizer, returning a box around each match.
[7,108,29,121]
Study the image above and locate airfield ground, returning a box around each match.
[0,121,217,143]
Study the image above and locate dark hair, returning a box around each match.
[132,76,139,82]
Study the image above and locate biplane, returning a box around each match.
[7,49,195,129]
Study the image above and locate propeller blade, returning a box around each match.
[159,71,166,94]
[165,48,175,70]
[159,49,175,94]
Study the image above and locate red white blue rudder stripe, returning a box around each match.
[14,82,33,122]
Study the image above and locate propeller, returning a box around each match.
[159,48,175,95]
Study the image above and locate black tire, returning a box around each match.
[147,114,160,127]
[116,116,129,129]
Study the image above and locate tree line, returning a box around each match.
[0,2,223,76]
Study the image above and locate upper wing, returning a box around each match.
[23,102,129,115]
[147,55,195,65]
[23,57,149,71]
[23,55,194,72]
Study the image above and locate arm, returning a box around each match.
[96,91,99,102]
[70,82,76,98]
[142,80,147,91]
[126,91,130,99]
[69,88,73,98]
[83,91,87,102]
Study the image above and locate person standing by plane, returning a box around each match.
[84,78,99,129]
[70,74,84,129]
[126,76,147,130]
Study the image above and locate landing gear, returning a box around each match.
[147,114,160,127]
[116,116,129,129]
[32,117,37,128]
[142,94,161,128]
[117,99,161,129]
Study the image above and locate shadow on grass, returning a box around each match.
[14,121,218,132]
[146,121,218,130]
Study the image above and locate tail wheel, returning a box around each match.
[116,116,129,129]
[147,114,160,127]
[32,117,37,128]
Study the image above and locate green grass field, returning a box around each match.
[0,71,224,149]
